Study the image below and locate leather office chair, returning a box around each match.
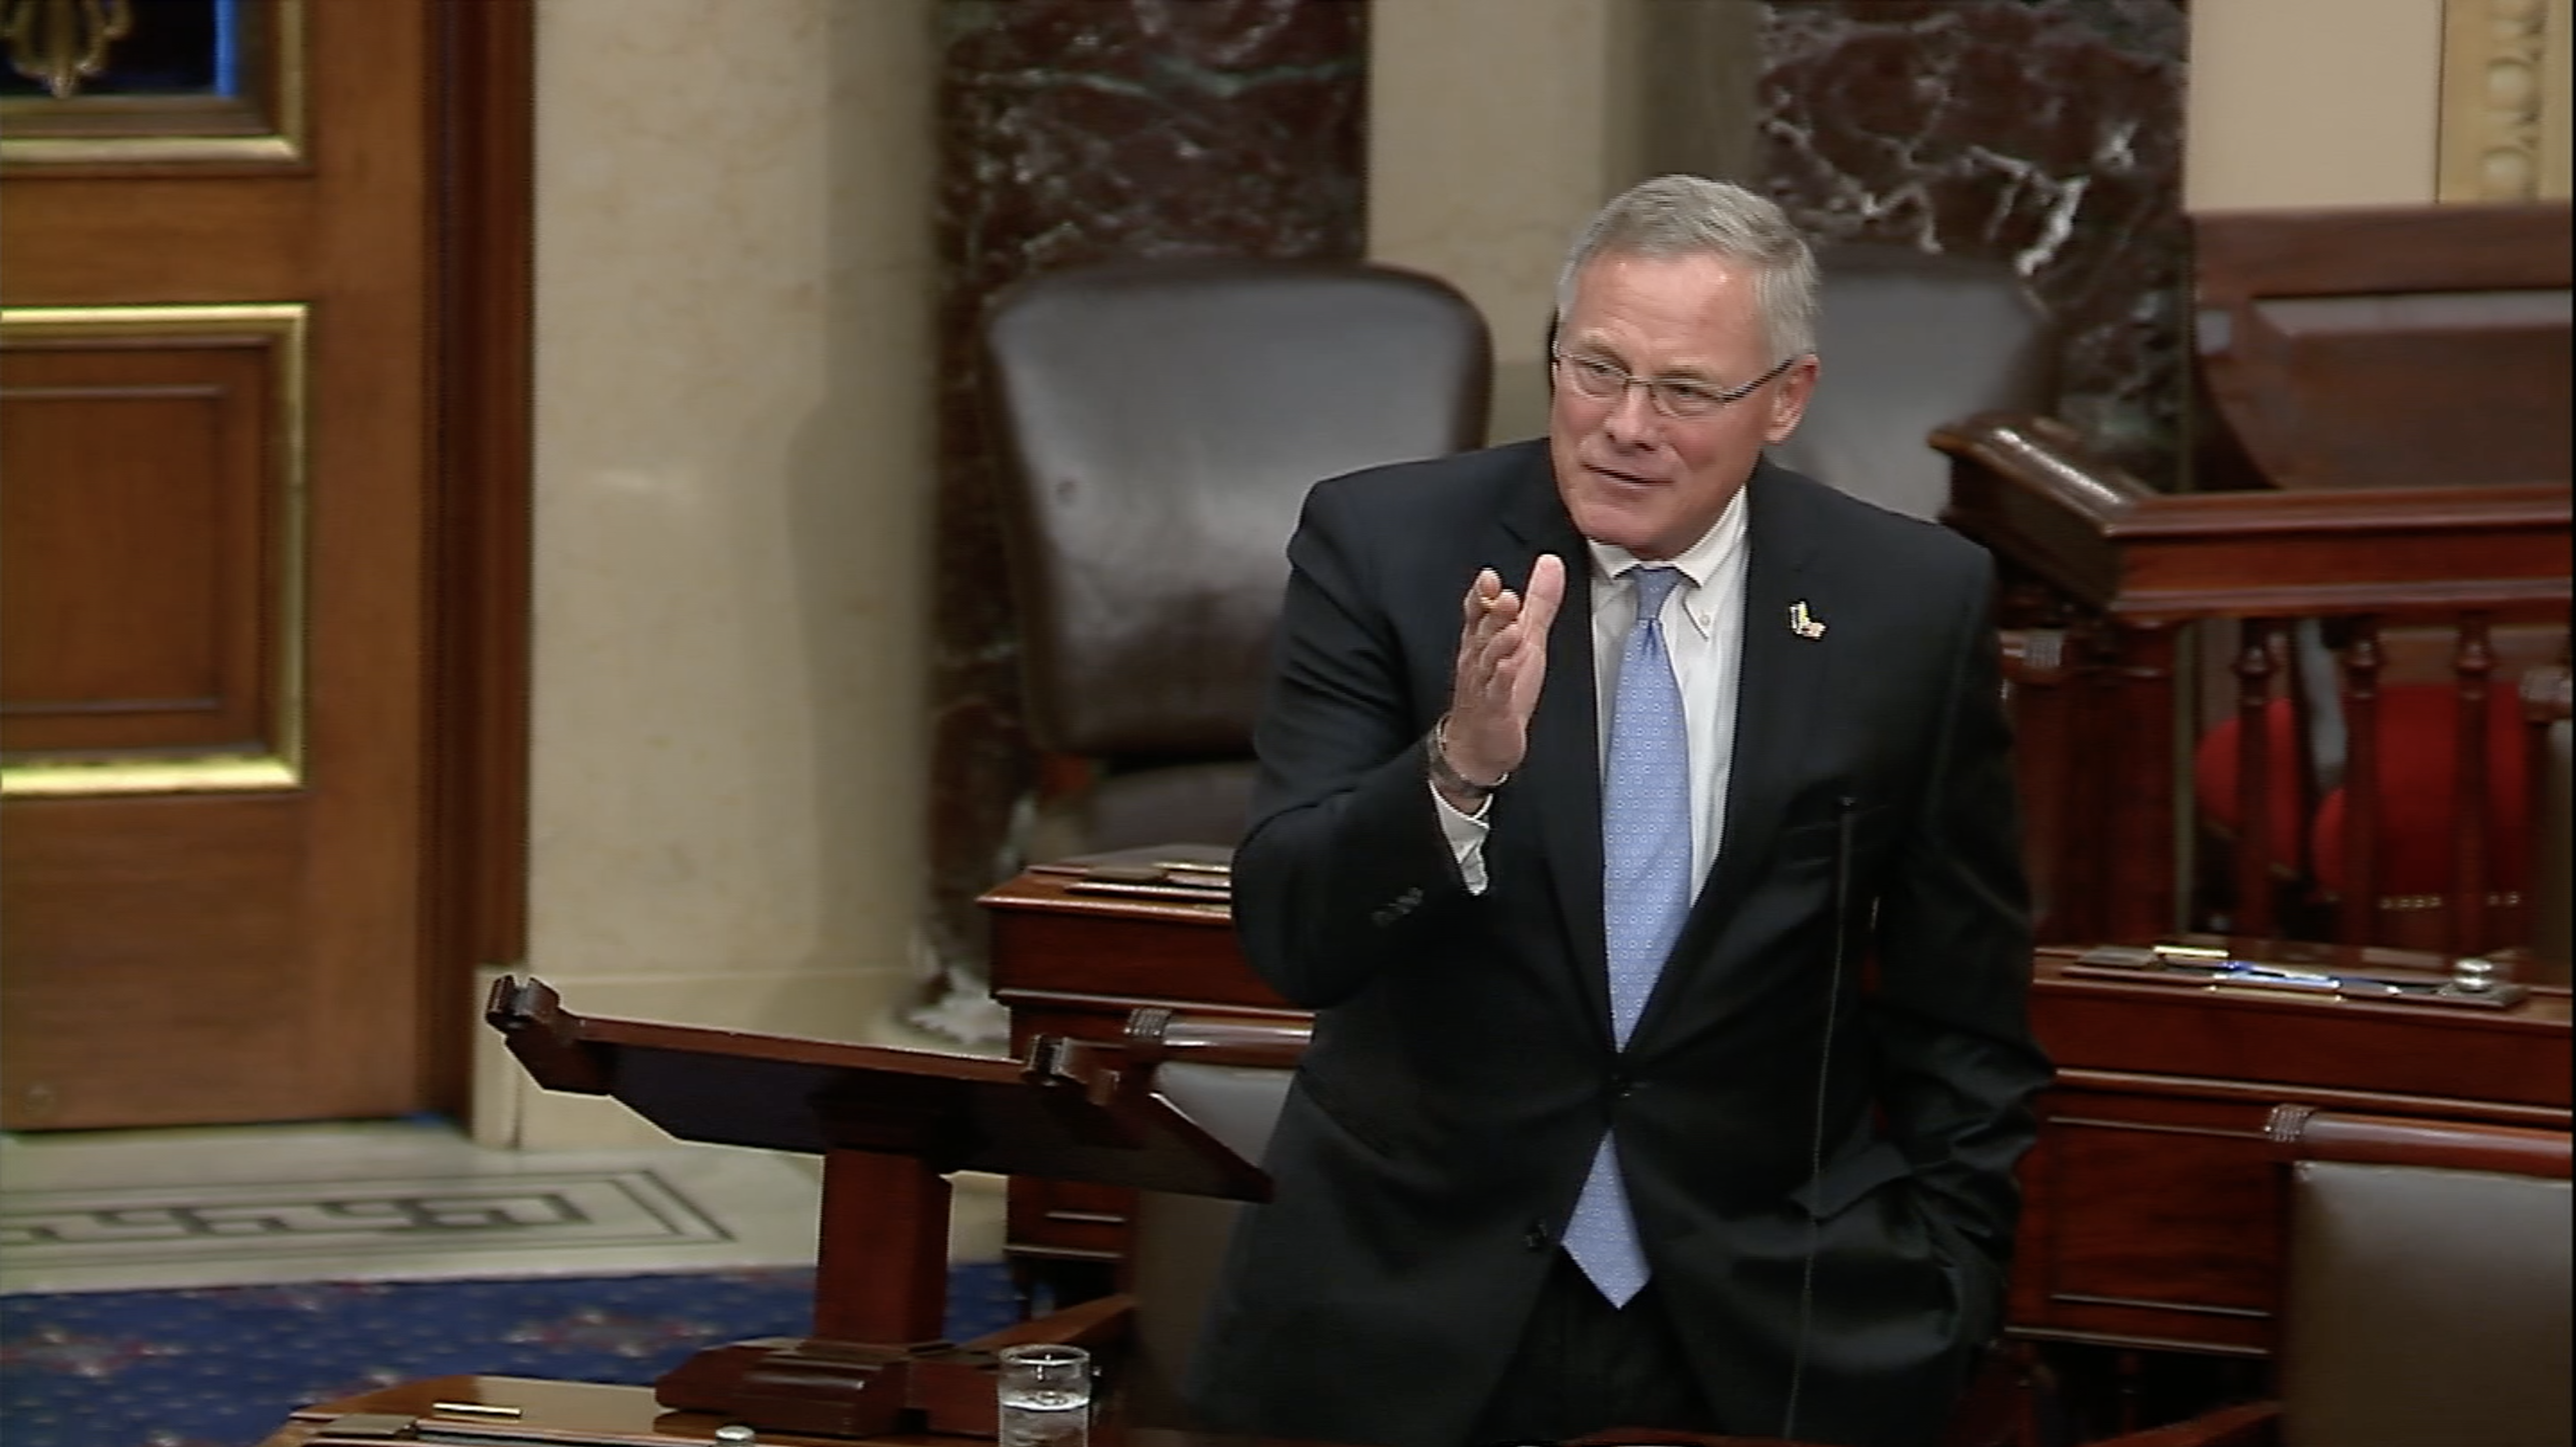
[1770,243,2059,521]
[1121,1051,1297,1428]
[983,259,1491,860]
[2087,1107,2574,1447]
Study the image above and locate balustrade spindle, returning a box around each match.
[2003,627,2082,940]
[2452,615,2497,955]
[2232,619,2282,937]
[2109,620,2181,943]
[2337,619,2383,944]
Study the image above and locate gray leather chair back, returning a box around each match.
[2281,1157,2573,1445]
[1122,1059,1296,1428]
[986,259,1490,853]
[1771,244,2057,520]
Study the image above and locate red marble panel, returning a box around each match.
[1761,0,2188,481]
[921,0,1366,1039]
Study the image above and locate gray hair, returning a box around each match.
[1555,175,1819,361]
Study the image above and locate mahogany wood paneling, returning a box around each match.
[252,1373,1373,1446]
[2194,202,2572,299]
[0,0,440,1127]
[0,184,321,302]
[1943,412,2570,954]
[0,339,277,757]
[978,877,2574,1359]
[983,873,1279,1010]
[2018,1093,2281,1354]
[0,796,311,1121]
[2030,953,2573,1112]
[422,0,535,1117]
[983,871,1296,1283]
[1940,418,2570,622]
[2194,202,2570,493]
[2105,619,2182,942]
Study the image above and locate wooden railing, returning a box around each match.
[1935,412,2571,959]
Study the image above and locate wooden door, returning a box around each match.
[0,0,519,1129]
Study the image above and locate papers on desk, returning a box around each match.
[2069,936,2529,1008]
[1031,842,1233,902]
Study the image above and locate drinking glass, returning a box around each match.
[996,1341,1090,1446]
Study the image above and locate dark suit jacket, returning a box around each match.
[1187,440,2051,1447]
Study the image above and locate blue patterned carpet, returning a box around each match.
[0,1264,1021,1447]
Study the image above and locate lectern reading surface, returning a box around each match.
[484,976,1267,1439]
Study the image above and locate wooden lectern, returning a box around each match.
[484,976,1268,1439]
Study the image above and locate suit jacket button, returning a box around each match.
[1607,1072,1635,1100]
[1523,1223,1551,1252]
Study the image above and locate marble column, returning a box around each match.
[914,0,1368,1043]
[1760,0,2190,480]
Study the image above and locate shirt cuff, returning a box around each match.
[1431,779,1492,895]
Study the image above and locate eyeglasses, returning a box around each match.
[1550,348,1798,419]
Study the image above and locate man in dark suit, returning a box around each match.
[1187,176,2052,1447]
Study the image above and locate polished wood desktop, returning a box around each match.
[255,1374,1333,1446]
[978,866,2573,1358]
[258,1376,1830,1446]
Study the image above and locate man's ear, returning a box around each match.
[1764,354,1820,445]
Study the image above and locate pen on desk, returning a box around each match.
[2211,962,2339,989]
[2208,962,2410,996]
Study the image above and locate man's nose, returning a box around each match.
[1602,379,1661,444]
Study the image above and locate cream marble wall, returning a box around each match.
[2186,0,2448,209]
[1365,0,1771,445]
[483,0,938,1148]
[1370,0,1722,446]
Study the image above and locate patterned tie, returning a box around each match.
[1564,564,1691,1307]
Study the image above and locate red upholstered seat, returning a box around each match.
[2311,686,2528,897]
[2195,685,2529,898]
[2192,695,2306,880]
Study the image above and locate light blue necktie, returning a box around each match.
[1564,564,1692,1307]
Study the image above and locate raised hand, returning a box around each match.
[1436,553,1566,804]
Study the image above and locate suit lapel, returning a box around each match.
[1494,454,1612,1033]
[1690,461,1829,935]
[1619,465,1833,1056]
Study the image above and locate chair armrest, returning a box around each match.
[2081,1400,2280,1447]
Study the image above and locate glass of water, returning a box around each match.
[996,1342,1091,1446]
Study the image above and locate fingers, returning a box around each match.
[1460,568,1503,628]
[1446,557,1564,782]
[1452,559,1560,701]
[1521,553,1567,635]
[1456,569,1523,670]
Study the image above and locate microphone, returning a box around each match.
[1781,792,1859,1440]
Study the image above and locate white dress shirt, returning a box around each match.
[1438,488,1750,895]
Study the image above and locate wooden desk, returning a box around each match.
[981,869,1296,1283]
[260,1375,1821,1446]
[257,1374,1329,1445]
[2012,945,2568,1354]
[979,869,2573,1355]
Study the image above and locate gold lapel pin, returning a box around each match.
[1788,601,1827,639]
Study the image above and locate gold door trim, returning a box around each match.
[0,0,306,168]
[1,302,309,797]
